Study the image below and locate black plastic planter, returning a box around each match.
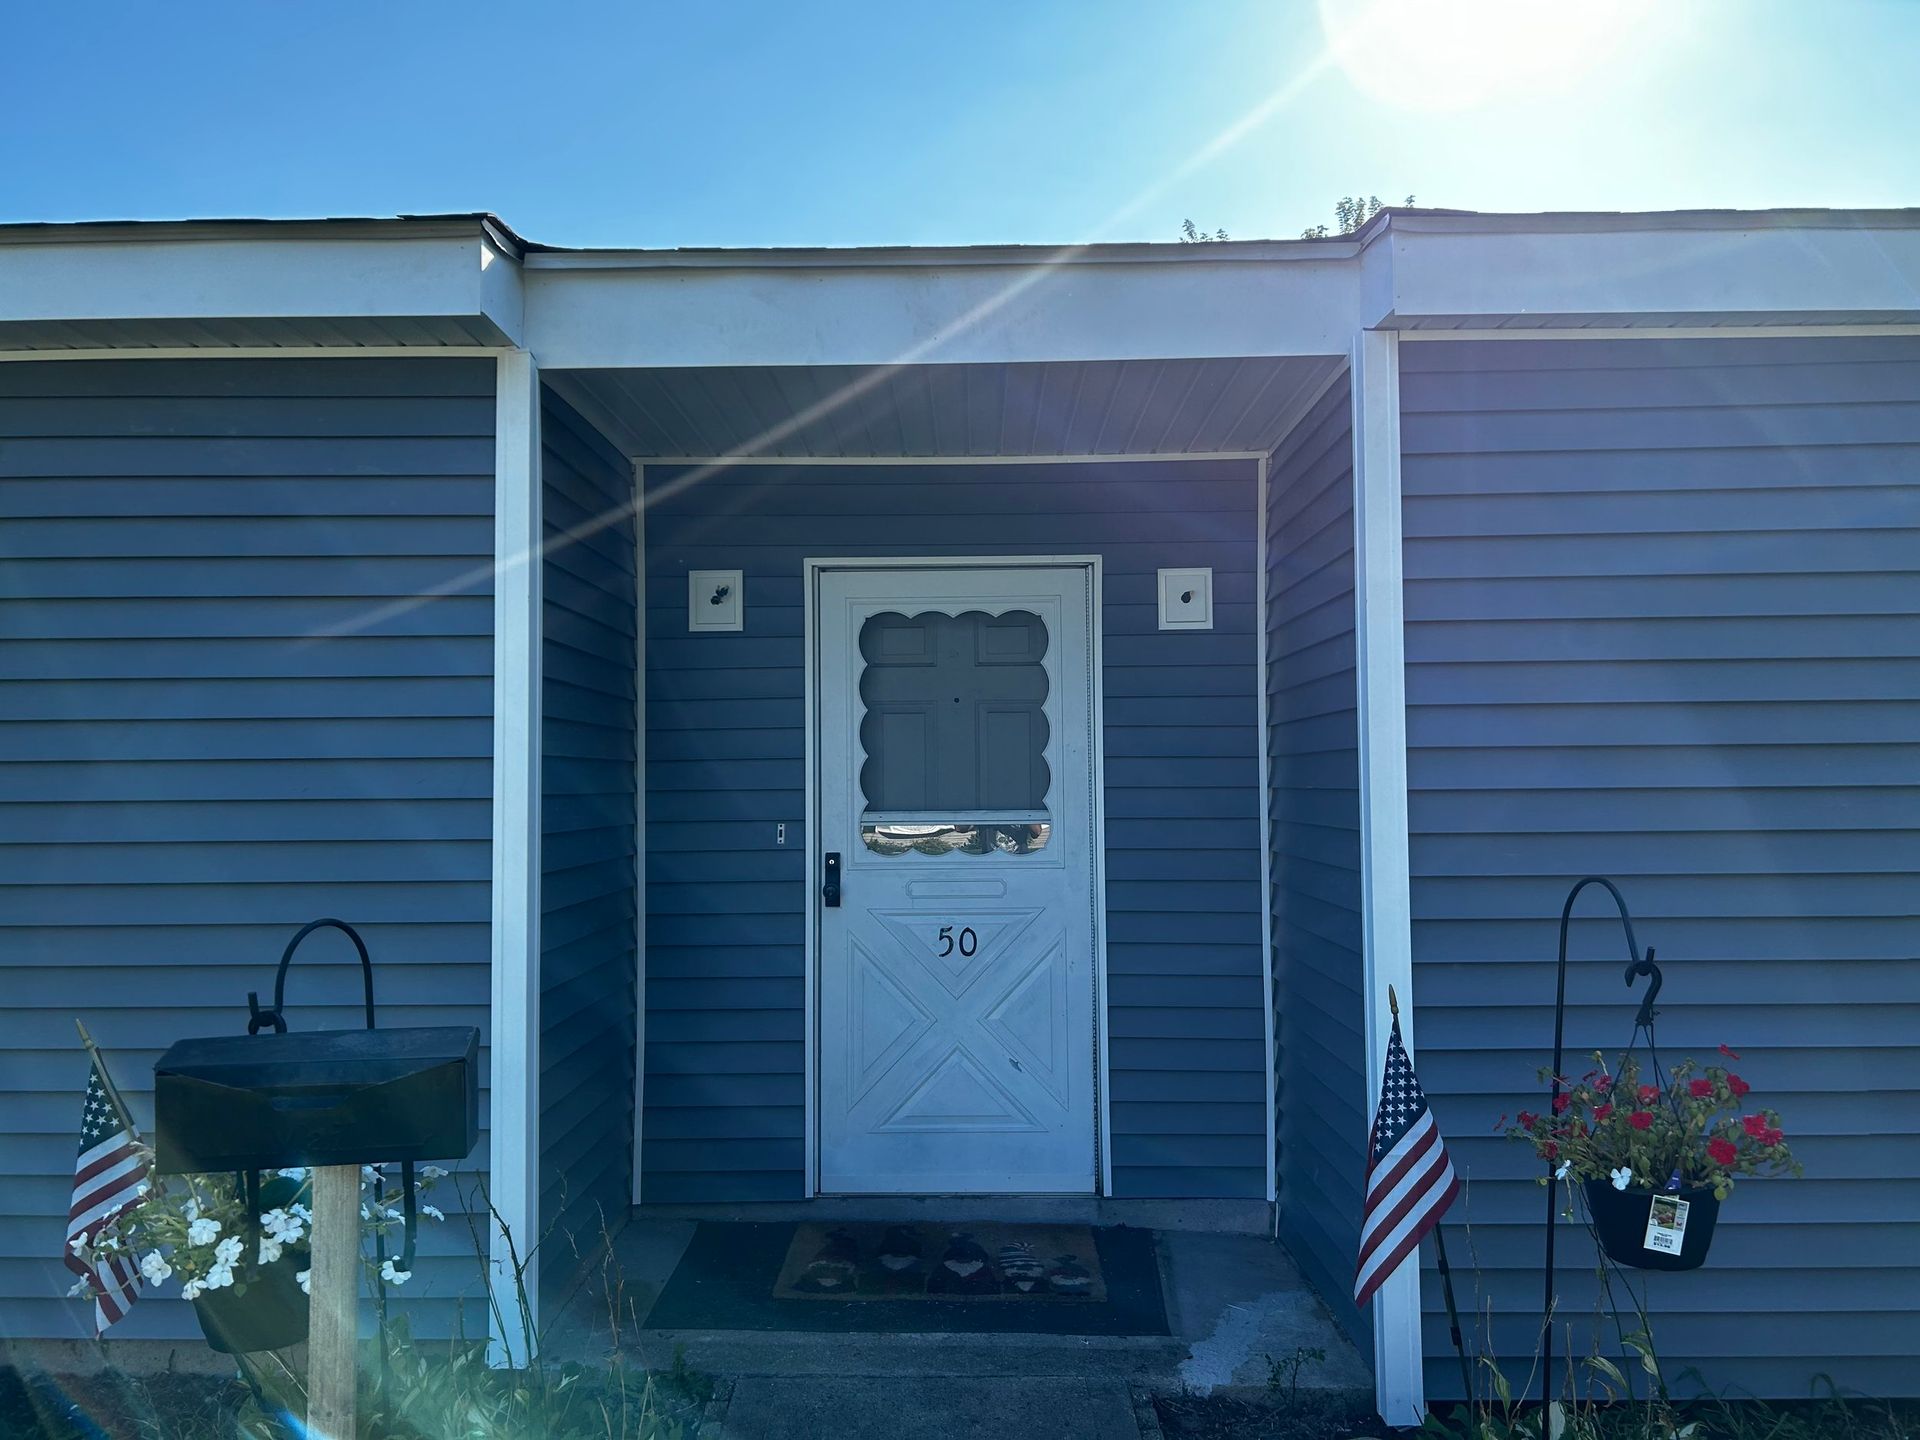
[1582,1179,1720,1271]
[192,1260,309,1354]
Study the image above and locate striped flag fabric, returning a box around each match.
[1354,1010,1459,1308]
[64,1057,151,1332]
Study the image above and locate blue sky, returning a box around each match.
[2,0,1915,249]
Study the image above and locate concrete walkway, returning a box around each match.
[548,1204,1371,1439]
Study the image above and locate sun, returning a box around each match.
[1316,0,1660,113]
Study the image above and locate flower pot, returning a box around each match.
[1582,1179,1720,1271]
[192,1261,309,1354]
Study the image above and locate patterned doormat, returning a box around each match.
[643,1221,1167,1335]
[775,1223,1106,1301]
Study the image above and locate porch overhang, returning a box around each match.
[548,356,1347,462]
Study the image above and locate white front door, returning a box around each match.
[815,564,1099,1194]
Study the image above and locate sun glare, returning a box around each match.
[1317,0,1659,112]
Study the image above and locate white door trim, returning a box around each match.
[803,555,1110,1197]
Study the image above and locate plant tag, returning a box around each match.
[1643,1194,1690,1255]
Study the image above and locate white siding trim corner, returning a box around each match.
[489,350,544,1362]
[1350,329,1422,1425]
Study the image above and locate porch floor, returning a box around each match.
[546,1201,1370,1438]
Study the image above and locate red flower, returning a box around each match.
[1742,1113,1769,1138]
[1628,1111,1654,1131]
[1542,1141,1560,1160]
[1689,1078,1715,1099]
[1493,1114,1509,1132]
[1637,1085,1660,1106]
[1708,1137,1738,1167]
[1719,1044,1741,1061]
[1727,1074,1750,1098]
[1593,1075,1614,1094]
[1594,1104,1614,1123]
[1762,1126,1784,1146]
[1517,1111,1539,1131]
[1552,1093,1571,1115]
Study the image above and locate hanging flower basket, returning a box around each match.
[193,1255,309,1354]
[1582,1179,1720,1272]
[1499,1046,1798,1275]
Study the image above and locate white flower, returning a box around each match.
[180,1279,206,1301]
[67,1278,94,1298]
[182,1200,200,1222]
[139,1252,172,1285]
[204,1264,234,1290]
[258,1237,284,1265]
[290,1203,311,1221]
[276,1167,308,1181]
[419,1205,445,1223]
[1610,1166,1635,1192]
[420,1166,448,1180]
[379,1259,412,1286]
[1554,1162,1570,1181]
[214,1236,243,1267]
[68,1235,89,1257]
[135,1182,151,1196]
[296,1269,311,1295]
[187,1217,220,1247]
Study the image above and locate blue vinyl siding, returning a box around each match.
[643,459,1267,1202]
[1265,377,1368,1350]
[0,358,495,1340]
[1400,336,1920,1398]
[539,392,638,1273]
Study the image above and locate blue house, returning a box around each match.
[2,208,1915,1421]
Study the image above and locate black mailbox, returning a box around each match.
[154,1024,478,1174]
[150,917,479,1176]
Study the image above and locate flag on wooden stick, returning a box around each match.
[65,1041,151,1333]
[1354,998,1459,1308]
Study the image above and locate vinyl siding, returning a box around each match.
[0,358,495,1340]
[1400,336,1920,1398]
[1265,377,1369,1350]
[643,459,1267,1201]
[539,392,638,1275]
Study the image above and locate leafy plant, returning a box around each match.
[1266,1344,1328,1404]
[1301,195,1414,238]
[68,1159,448,1314]
[220,1183,698,1439]
[1501,1050,1799,1200]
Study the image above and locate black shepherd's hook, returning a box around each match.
[247,917,375,1035]
[1541,876,1662,1414]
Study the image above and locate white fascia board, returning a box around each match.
[521,256,1361,369]
[1377,222,1920,327]
[0,233,526,343]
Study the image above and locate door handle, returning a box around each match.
[822,852,841,908]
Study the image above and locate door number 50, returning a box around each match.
[937,925,978,958]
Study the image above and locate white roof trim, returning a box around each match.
[3,210,1919,363]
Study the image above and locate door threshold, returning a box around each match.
[634,1195,1272,1234]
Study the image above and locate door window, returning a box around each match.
[856,609,1051,855]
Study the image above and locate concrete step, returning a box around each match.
[708,1374,1145,1440]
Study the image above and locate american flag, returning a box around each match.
[64,1057,151,1332]
[1354,1011,1459,1308]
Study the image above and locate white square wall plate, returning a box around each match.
[1158,567,1213,630]
[689,569,744,631]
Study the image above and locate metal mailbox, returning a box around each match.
[151,917,479,1176]
[154,1024,478,1174]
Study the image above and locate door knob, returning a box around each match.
[822,852,841,908]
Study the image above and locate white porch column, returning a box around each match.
[1350,328,1423,1425]
[489,348,543,1362]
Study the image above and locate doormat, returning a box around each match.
[643,1221,1167,1336]
[775,1223,1106,1301]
